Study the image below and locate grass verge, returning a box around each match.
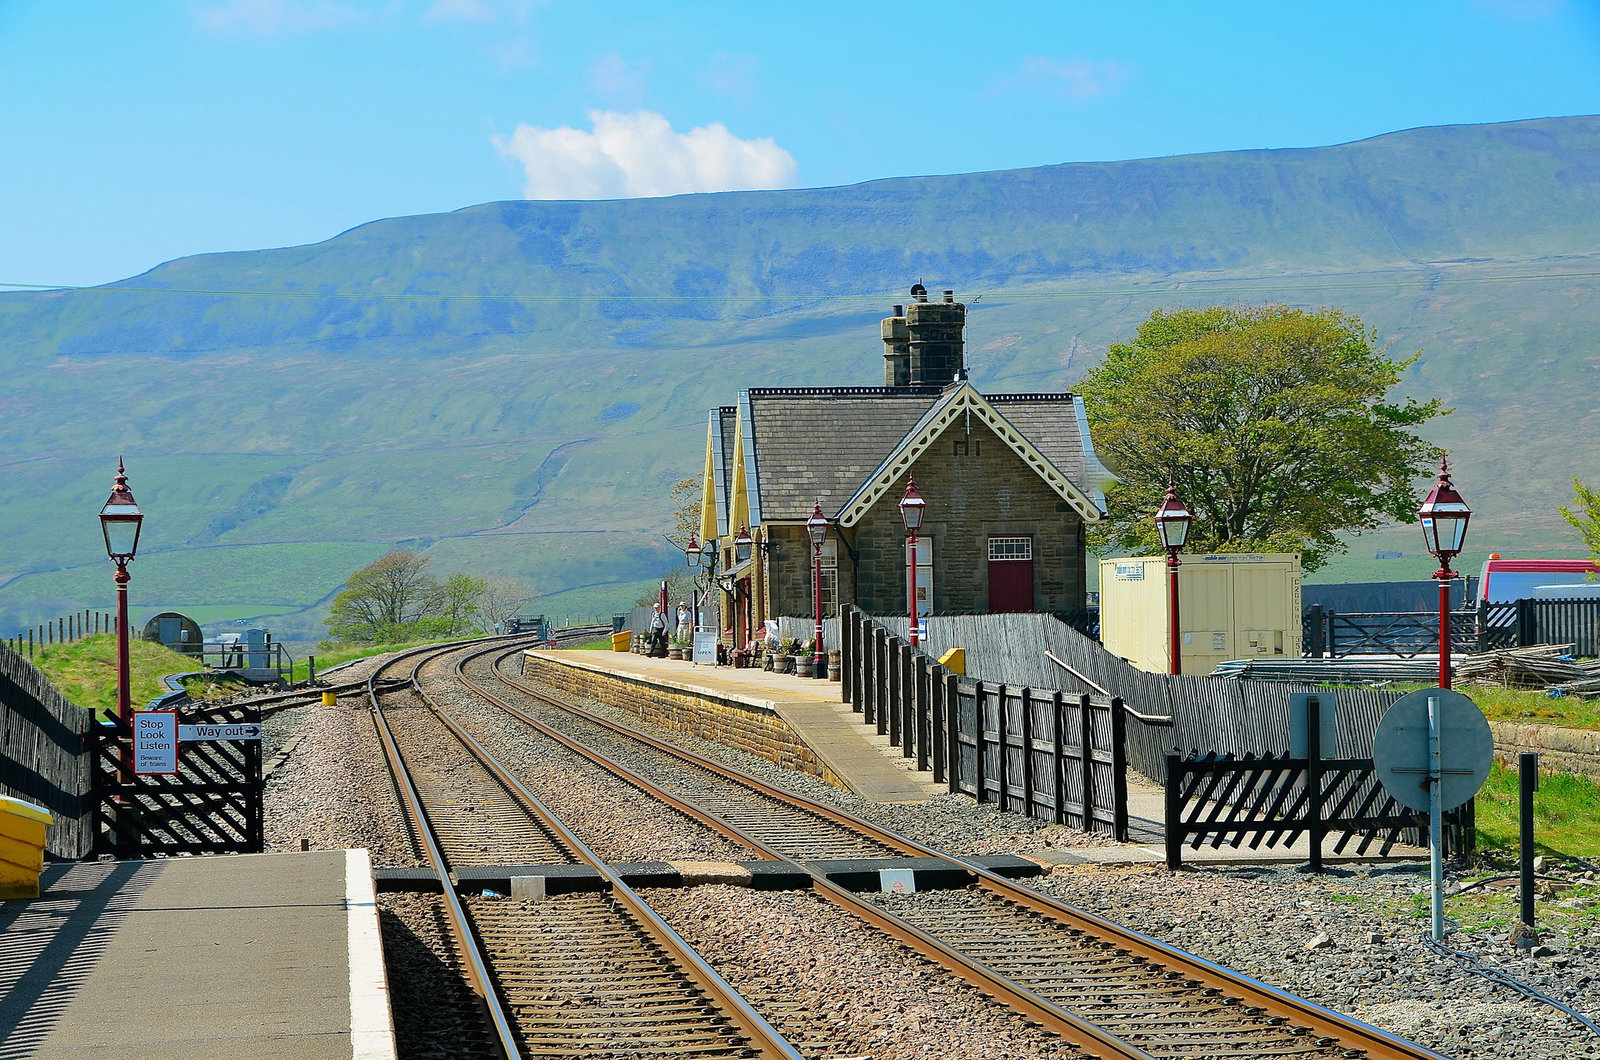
[1472,760,1600,860]
[28,634,203,717]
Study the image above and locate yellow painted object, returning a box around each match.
[1099,553,1302,675]
[321,691,337,707]
[938,647,966,676]
[0,794,51,900]
[611,631,631,652]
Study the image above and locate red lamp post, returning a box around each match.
[807,502,829,678]
[99,458,145,786]
[1152,479,1192,676]
[1419,458,1471,689]
[898,477,926,648]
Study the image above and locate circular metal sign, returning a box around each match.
[1372,688,1493,812]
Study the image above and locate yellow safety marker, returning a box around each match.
[0,793,51,900]
[322,691,337,707]
[611,630,631,652]
[938,647,966,675]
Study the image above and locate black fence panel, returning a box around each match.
[93,701,263,858]
[0,643,94,859]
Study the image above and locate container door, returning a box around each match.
[987,536,1034,613]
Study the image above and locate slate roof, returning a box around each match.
[714,406,736,534]
[742,387,943,522]
[716,384,1102,524]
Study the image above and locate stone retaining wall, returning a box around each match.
[521,655,842,788]
[1491,721,1600,779]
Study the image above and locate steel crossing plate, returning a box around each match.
[1372,688,1492,812]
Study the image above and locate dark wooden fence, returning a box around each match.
[1476,598,1600,658]
[0,642,95,859]
[841,606,1129,838]
[1300,599,1600,659]
[1302,605,1479,658]
[93,701,264,858]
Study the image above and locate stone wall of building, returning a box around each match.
[844,418,1088,623]
[521,654,841,787]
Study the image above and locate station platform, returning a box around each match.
[0,849,393,1060]
[526,649,945,804]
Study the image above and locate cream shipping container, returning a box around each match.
[1099,553,1303,675]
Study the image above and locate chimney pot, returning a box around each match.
[944,290,954,303]
[893,305,903,317]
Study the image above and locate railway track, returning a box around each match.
[428,644,1454,1060]
[368,638,802,1060]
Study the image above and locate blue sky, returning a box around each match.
[2,0,1598,288]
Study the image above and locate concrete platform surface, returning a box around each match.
[0,849,393,1060]
[531,649,945,804]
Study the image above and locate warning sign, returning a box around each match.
[134,711,179,775]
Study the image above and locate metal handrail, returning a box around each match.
[1044,651,1173,724]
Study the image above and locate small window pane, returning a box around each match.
[988,536,1032,561]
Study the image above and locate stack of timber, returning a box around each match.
[1454,644,1600,696]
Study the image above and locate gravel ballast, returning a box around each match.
[253,649,1600,1059]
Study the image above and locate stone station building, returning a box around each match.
[700,284,1108,648]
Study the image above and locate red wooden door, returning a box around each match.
[988,536,1034,613]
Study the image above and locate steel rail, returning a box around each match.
[461,648,1156,1059]
[489,647,1453,1060]
[367,646,525,1060]
[408,645,806,1060]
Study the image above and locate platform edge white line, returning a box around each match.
[346,847,397,1060]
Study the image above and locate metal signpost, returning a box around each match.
[1372,688,1493,940]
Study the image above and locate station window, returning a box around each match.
[988,536,1033,562]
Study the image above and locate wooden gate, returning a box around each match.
[93,702,264,858]
[1164,750,1472,869]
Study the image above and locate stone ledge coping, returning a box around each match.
[524,650,786,716]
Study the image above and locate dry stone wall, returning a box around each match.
[521,655,842,788]
[1490,720,1600,778]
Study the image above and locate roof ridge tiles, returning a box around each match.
[745,385,945,397]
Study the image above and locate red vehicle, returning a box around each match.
[1477,556,1600,603]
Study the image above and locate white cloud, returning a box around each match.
[990,55,1133,101]
[188,0,374,34]
[493,110,798,200]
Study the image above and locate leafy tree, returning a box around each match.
[478,576,537,633]
[1077,303,1445,572]
[327,551,438,643]
[1560,478,1600,567]
[436,572,487,636]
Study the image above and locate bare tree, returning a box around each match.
[478,576,537,633]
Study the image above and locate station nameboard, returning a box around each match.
[134,711,179,775]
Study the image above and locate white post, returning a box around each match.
[1429,695,1445,941]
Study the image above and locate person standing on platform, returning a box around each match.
[676,601,691,644]
[649,606,668,657]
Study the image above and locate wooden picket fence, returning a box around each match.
[840,606,1129,838]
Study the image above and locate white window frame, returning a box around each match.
[988,536,1033,562]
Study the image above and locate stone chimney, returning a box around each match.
[881,304,909,386]
[906,284,965,386]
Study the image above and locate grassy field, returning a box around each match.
[28,634,203,717]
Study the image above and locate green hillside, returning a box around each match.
[2,115,1598,644]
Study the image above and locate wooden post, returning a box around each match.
[914,654,930,771]
[1075,692,1093,829]
[972,681,987,803]
[1111,697,1129,841]
[945,673,961,795]
[1019,687,1034,819]
[1306,694,1325,874]
[1164,751,1183,869]
[900,644,914,759]
[840,608,854,708]
[887,639,900,743]
[994,685,1009,811]
[931,665,946,782]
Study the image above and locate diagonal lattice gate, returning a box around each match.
[93,702,263,858]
